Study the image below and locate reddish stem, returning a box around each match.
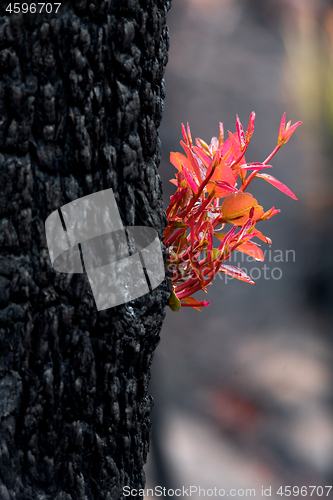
[176,160,218,220]
[176,265,217,299]
[240,143,282,192]
[164,227,184,247]
[165,191,216,247]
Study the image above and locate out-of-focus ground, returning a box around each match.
[146,0,333,498]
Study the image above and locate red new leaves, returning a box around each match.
[164,113,301,311]
[278,112,302,145]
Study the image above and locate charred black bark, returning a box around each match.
[0,1,171,498]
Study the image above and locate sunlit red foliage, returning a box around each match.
[164,113,301,311]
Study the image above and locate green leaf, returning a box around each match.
[212,248,221,260]
[174,221,188,229]
[168,290,181,312]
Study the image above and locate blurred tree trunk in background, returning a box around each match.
[281,0,333,323]
[0,1,171,498]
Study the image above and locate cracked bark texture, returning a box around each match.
[0,1,171,498]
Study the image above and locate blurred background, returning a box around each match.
[146,0,333,498]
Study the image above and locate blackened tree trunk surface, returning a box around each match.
[0,1,171,498]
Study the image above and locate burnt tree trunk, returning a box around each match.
[0,1,171,498]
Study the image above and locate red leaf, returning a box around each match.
[283,120,302,143]
[260,206,281,220]
[219,122,224,148]
[181,141,203,182]
[278,113,302,144]
[166,187,188,217]
[182,166,199,193]
[219,265,255,284]
[217,226,237,251]
[228,131,242,161]
[170,151,190,171]
[192,146,211,168]
[189,251,203,281]
[236,115,246,150]
[278,112,286,143]
[210,162,236,185]
[187,122,193,147]
[180,297,210,310]
[173,231,188,256]
[246,112,256,141]
[237,217,255,241]
[196,138,211,155]
[256,173,298,200]
[254,230,272,245]
[241,163,273,170]
[181,123,188,146]
[236,241,264,262]
[209,136,219,155]
[212,181,238,197]
[221,137,233,163]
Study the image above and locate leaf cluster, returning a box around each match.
[164,113,301,311]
